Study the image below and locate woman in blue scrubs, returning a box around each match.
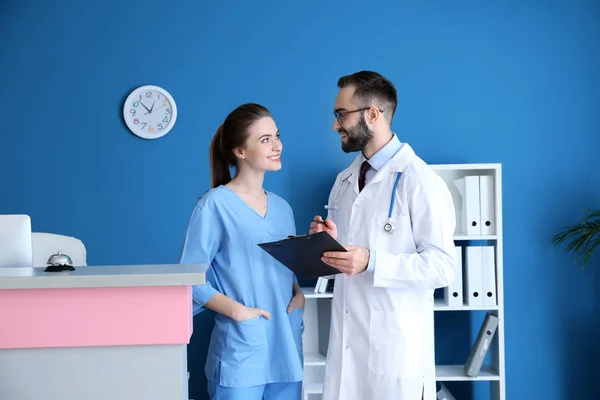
[178,103,305,400]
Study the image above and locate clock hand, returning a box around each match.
[139,101,151,113]
[145,101,156,115]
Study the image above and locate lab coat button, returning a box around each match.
[345,309,349,313]
[346,345,349,349]
[353,204,358,208]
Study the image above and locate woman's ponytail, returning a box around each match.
[209,124,232,188]
[208,103,272,189]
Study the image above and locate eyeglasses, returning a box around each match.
[333,107,383,124]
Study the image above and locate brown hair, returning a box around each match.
[209,103,272,188]
[337,70,398,124]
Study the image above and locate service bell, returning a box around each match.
[44,251,75,272]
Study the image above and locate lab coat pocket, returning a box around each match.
[370,210,414,254]
[368,310,422,378]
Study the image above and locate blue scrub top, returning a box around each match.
[178,185,304,388]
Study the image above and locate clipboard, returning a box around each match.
[257,231,346,279]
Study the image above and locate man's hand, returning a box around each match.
[322,246,370,276]
[287,282,305,313]
[309,215,338,240]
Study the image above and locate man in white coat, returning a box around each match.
[309,71,457,400]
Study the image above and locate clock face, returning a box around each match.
[123,85,177,139]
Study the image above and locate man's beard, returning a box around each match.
[340,114,372,153]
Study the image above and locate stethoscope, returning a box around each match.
[325,171,402,234]
[324,173,352,211]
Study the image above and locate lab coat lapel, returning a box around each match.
[367,143,416,186]
[344,156,363,196]
[388,143,416,173]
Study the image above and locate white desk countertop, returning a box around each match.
[0,264,208,290]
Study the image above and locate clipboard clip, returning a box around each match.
[279,234,311,244]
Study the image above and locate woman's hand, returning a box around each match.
[287,281,305,313]
[204,293,270,322]
[232,305,271,322]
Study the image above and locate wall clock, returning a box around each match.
[123,85,178,139]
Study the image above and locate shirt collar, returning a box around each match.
[362,133,403,171]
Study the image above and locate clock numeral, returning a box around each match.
[162,116,169,123]
[162,99,168,107]
[133,101,139,108]
[146,91,152,98]
[148,125,155,133]
[134,118,139,124]
[157,123,164,131]
[141,122,147,130]
[130,109,136,116]
[165,108,171,114]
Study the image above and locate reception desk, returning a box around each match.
[0,264,207,400]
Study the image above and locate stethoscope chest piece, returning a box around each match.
[384,221,395,234]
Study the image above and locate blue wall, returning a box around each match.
[1,1,599,399]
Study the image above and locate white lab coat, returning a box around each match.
[322,143,457,400]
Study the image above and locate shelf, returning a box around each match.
[453,234,498,240]
[302,365,498,386]
[301,287,333,298]
[304,291,497,310]
[435,365,500,381]
[304,352,326,366]
[301,366,498,392]
[431,163,501,171]
[303,382,324,394]
[434,299,499,311]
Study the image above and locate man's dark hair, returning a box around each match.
[337,71,397,124]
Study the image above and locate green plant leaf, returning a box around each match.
[552,209,600,269]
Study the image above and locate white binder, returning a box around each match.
[436,383,456,400]
[454,176,481,235]
[314,277,331,294]
[464,246,483,306]
[479,175,495,235]
[443,245,463,307]
[314,277,324,293]
[481,245,497,306]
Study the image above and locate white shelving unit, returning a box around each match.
[300,286,331,400]
[300,163,505,400]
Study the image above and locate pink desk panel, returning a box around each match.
[0,285,192,349]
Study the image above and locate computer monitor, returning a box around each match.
[0,214,33,267]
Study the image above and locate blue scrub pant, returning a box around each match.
[207,380,302,400]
